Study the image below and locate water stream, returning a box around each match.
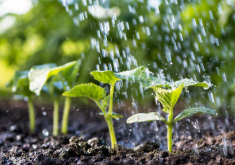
[55,0,235,149]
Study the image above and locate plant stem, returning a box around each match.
[95,101,107,114]
[167,124,173,152]
[95,100,116,148]
[27,96,35,133]
[61,96,71,134]
[106,83,117,148]
[53,97,59,136]
[108,84,115,115]
[167,109,174,153]
[105,115,117,148]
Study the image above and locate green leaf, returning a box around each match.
[174,107,216,123]
[126,112,167,124]
[60,60,80,88]
[63,83,106,101]
[6,71,32,96]
[170,78,212,89]
[48,61,77,77]
[28,63,57,95]
[9,71,29,90]
[99,112,123,119]
[111,112,124,119]
[28,61,77,96]
[90,70,120,84]
[151,84,184,113]
[115,66,168,88]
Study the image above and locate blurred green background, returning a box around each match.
[1,0,235,114]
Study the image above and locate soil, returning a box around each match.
[0,99,235,164]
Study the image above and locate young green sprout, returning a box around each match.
[115,66,216,153]
[64,68,152,148]
[63,82,122,148]
[28,60,80,135]
[7,71,36,132]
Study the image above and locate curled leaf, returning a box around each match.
[115,66,168,88]
[151,84,184,113]
[171,78,212,89]
[174,107,216,123]
[127,112,167,124]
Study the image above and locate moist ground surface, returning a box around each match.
[0,100,235,164]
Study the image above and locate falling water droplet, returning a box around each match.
[42,129,49,136]
[208,92,215,103]
[222,73,227,82]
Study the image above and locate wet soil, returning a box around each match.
[0,100,235,164]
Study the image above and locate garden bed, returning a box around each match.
[0,100,235,164]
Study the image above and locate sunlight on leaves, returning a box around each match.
[28,61,77,96]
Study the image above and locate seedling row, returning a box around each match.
[7,60,215,152]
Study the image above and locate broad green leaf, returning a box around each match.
[48,61,77,77]
[126,112,167,124]
[151,84,184,113]
[8,71,29,91]
[115,66,168,88]
[63,83,106,101]
[91,70,120,84]
[6,71,32,96]
[174,107,216,123]
[171,78,212,89]
[28,61,77,96]
[28,63,56,95]
[99,112,123,119]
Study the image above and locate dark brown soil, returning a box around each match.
[0,100,235,164]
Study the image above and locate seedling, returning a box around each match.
[62,66,167,147]
[115,66,216,153]
[7,71,36,132]
[28,60,80,135]
[63,82,122,148]
[64,68,155,148]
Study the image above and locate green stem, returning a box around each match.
[108,84,115,115]
[95,100,116,148]
[61,96,71,134]
[27,96,35,133]
[167,109,174,153]
[105,115,117,148]
[53,97,59,136]
[167,124,173,153]
[106,84,117,148]
[95,100,107,114]
[57,74,68,91]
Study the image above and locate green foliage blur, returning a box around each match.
[1,0,235,113]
